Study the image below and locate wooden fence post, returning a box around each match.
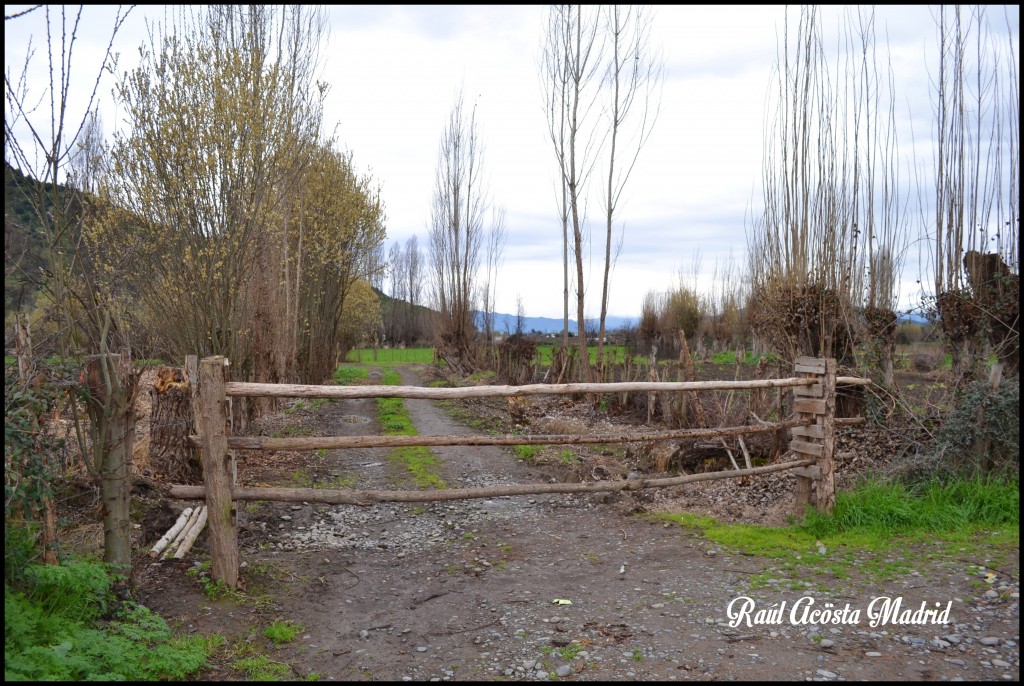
[193,355,239,588]
[790,357,836,516]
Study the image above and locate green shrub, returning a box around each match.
[4,561,219,681]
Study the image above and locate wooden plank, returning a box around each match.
[791,424,824,440]
[793,383,824,397]
[793,474,813,518]
[793,398,827,415]
[816,358,837,514]
[790,440,824,457]
[168,458,816,505]
[792,466,821,479]
[794,357,826,373]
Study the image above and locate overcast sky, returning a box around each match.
[5,5,1019,321]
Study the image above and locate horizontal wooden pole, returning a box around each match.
[167,458,815,506]
[224,377,818,399]
[194,418,811,452]
[836,416,865,425]
[837,376,871,386]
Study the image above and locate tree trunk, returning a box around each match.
[150,367,200,483]
[84,351,141,571]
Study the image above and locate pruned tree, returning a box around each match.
[929,5,1019,379]
[404,234,425,344]
[747,6,867,366]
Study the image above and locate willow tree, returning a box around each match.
[289,143,387,383]
[748,6,872,366]
[106,5,327,392]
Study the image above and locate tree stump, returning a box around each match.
[150,366,201,483]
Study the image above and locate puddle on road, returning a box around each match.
[339,414,371,424]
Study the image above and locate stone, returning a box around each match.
[556,665,572,677]
[979,637,1001,646]
[816,669,837,678]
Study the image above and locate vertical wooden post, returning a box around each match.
[790,357,836,516]
[817,358,837,514]
[193,356,239,588]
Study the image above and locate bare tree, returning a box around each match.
[480,206,508,343]
[596,4,663,371]
[541,5,605,378]
[515,293,526,338]
[404,235,424,344]
[429,90,490,372]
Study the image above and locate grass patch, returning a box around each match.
[346,348,434,365]
[513,445,542,462]
[233,655,292,681]
[653,476,1018,586]
[333,365,369,386]
[264,619,304,645]
[375,364,445,489]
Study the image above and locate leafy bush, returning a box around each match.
[932,375,1019,476]
[5,560,219,680]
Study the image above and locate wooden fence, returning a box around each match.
[169,355,868,588]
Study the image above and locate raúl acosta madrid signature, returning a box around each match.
[726,595,953,628]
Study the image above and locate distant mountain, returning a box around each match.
[475,311,636,335]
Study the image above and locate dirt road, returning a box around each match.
[137,364,1020,681]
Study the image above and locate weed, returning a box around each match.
[558,449,577,465]
[265,619,305,645]
[513,444,541,462]
[558,643,583,660]
[540,645,554,656]
[333,366,369,386]
[631,648,643,661]
[244,500,266,514]
[462,533,476,540]
[5,560,220,680]
[233,655,291,681]
[315,448,328,458]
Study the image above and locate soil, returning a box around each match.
[129,363,1019,682]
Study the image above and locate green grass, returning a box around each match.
[372,364,446,489]
[264,620,304,645]
[333,365,369,386]
[233,655,292,681]
[513,444,542,461]
[653,476,1018,587]
[346,348,434,365]
[533,345,628,366]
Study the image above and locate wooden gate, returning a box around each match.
[169,356,868,587]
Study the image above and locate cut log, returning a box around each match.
[162,506,203,559]
[173,507,209,559]
[149,507,194,558]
